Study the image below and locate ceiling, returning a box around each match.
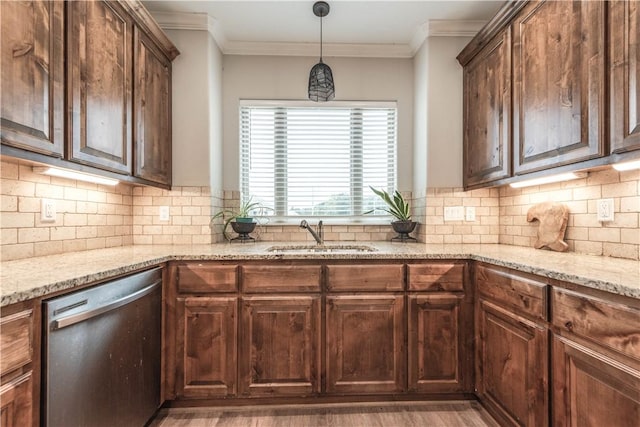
[143,1,504,57]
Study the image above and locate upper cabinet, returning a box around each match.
[459,0,635,189]
[610,0,640,155]
[463,28,512,188]
[512,0,605,175]
[0,1,64,157]
[67,1,133,174]
[0,0,178,189]
[133,28,172,187]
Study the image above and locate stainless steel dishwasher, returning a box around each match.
[43,267,162,427]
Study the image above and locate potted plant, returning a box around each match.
[366,187,417,240]
[211,197,271,241]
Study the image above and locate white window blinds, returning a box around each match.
[240,102,397,219]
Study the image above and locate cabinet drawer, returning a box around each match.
[475,264,548,321]
[407,262,465,291]
[0,309,33,375]
[177,263,238,292]
[552,288,640,362]
[242,265,321,292]
[326,264,404,291]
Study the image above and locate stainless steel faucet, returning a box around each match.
[300,220,324,245]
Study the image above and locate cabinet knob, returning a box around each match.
[564,321,573,331]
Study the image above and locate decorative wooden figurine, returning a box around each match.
[526,202,570,252]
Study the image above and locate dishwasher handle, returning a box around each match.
[51,280,161,331]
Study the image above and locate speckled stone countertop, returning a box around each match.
[1,242,639,306]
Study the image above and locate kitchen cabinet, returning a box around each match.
[610,0,640,156]
[326,295,405,394]
[67,0,133,174]
[133,27,172,186]
[407,263,472,393]
[475,264,549,427]
[0,302,38,427]
[0,1,64,156]
[175,296,237,399]
[239,296,321,397]
[513,0,606,174]
[462,28,511,188]
[551,287,640,426]
[0,0,178,189]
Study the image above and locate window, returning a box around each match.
[240,101,397,220]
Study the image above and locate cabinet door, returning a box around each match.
[463,28,512,188]
[408,294,471,393]
[476,299,548,427]
[610,0,640,154]
[176,297,237,398]
[0,372,33,427]
[326,295,405,394]
[0,1,64,156]
[133,27,172,187]
[513,0,605,174]
[67,0,133,174]
[552,335,640,427]
[239,296,321,397]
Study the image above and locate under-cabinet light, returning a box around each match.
[509,172,588,189]
[612,160,640,171]
[33,167,119,186]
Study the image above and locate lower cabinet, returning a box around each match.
[239,296,321,397]
[176,297,237,398]
[0,372,33,427]
[552,336,640,427]
[326,295,405,394]
[475,264,549,427]
[476,299,548,427]
[408,294,471,393]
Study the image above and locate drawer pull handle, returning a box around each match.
[564,321,573,330]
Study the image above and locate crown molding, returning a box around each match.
[150,11,485,59]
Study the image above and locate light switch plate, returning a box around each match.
[159,206,170,221]
[465,207,476,221]
[444,206,464,221]
[41,199,56,222]
[596,199,614,222]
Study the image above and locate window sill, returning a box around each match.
[257,217,394,227]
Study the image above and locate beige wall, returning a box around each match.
[222,55,415,191]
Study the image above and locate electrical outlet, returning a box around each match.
[444,206,464,221]
[41,199,56,222]
[159,206,170,221]
[465,207,476,221]
[596,199,614,222]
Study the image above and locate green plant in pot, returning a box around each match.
[211,197,271,241]
[366,186,417,241]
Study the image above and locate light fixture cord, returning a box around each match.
[320,12,323,61]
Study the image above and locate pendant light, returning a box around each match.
[308,1,335,102]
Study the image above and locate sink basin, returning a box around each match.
[266,244,377,254]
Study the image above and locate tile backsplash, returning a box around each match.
[2,158,639,261]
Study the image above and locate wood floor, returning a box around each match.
[149,401,500,427]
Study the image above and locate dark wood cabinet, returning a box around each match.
[0,1,64,156]
[462,28,511,188]
[408,294,471,393]
[326,295,405,394]
[0,372,33,427]
[67,0,133,174]
[610,0,640,155]
[551,287,640,426]
[552,336,640,427]
[175,297,237,398]
[239,296,321,397]
[0,303,38,427]
[475,265,549,427]
[512,0,606,174]
[133,27,172,186]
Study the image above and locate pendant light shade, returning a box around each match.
[308,1,335,102]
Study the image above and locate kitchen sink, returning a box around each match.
[266,244,377,253]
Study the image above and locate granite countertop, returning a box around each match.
[1,242,639,306]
